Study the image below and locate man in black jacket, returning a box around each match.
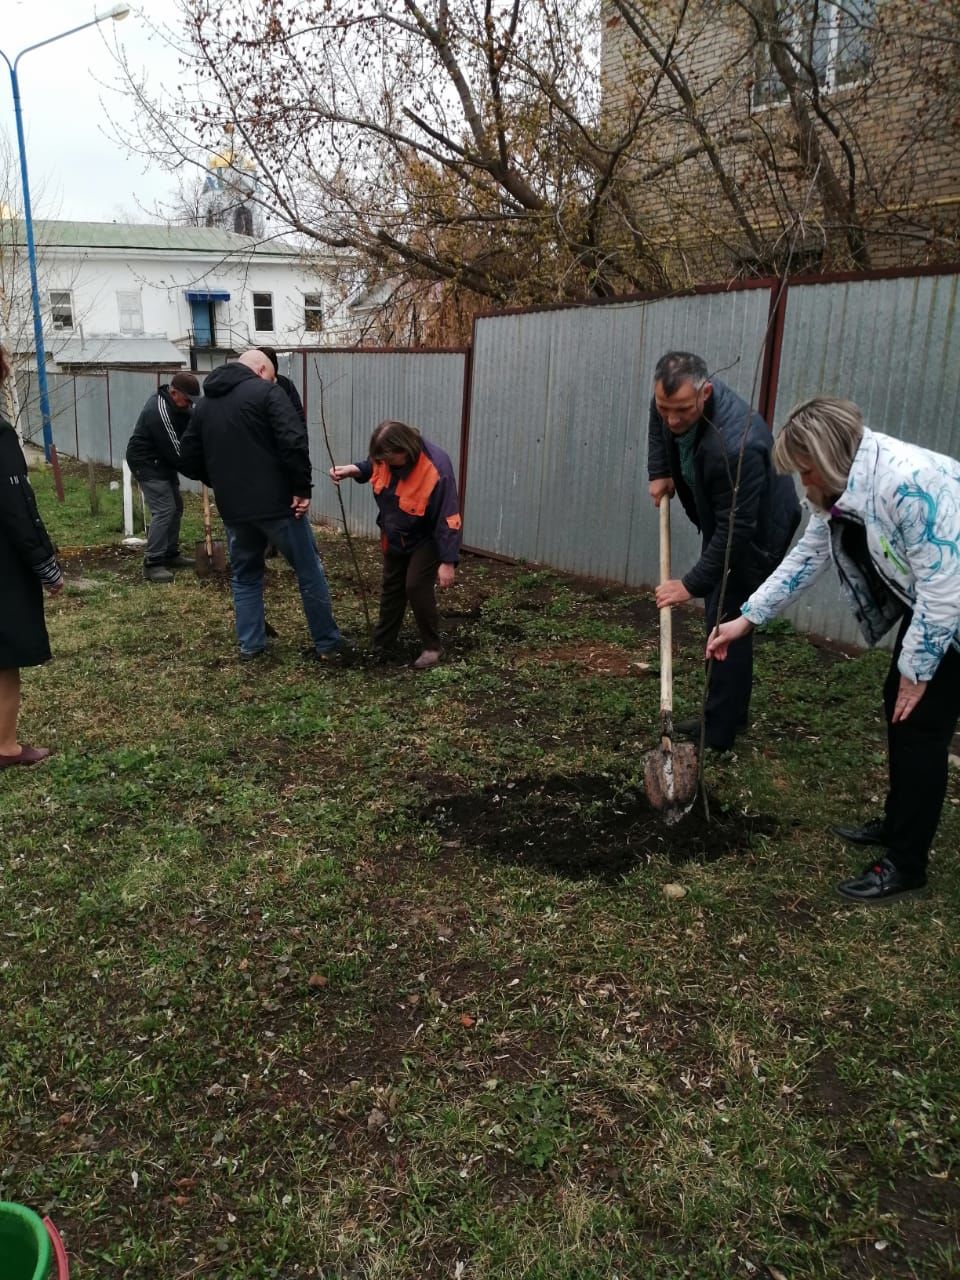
[647,351,800,750]
[178,349,351,664]
[125,371,201,583]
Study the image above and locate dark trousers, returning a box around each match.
[374,542,441,652]
[882,616,960,883]
[138,474,183,566]
[703,575,755,750]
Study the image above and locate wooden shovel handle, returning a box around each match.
[659,496,673,717]
[202,484,214,558]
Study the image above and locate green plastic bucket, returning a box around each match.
[0,1202,69,1279]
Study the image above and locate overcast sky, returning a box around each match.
[3,1,192,224]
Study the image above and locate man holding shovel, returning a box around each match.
[179,349,353,665]
[647,351,800,751]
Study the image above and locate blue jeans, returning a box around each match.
[225,515,341,656]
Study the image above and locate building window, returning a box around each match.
[752,1,874,108]
[50,290,74,331]
[117,290,143,335]
[304,294,324,333]
[252,292,274,332]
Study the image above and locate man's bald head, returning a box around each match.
[237,349,276,381]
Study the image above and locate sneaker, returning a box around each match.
[412,649,442,670]
[144,564,175,583]
[163,554,196,570]
[836,856,927,905]
[830,818,889,847]
[239,648,268,663]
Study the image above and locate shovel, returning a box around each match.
[643,495,698,821]
[195,484,228,576]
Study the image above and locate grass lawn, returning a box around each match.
[2,459,958,1279]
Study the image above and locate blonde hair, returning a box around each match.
[774,397,864,497]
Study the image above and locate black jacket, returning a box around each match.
[0,420,61,667]
[276,373,305,424]
[647,378,801,598]
[125,386,192,481]
[178,363,312,523]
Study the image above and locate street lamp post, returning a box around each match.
[1,4,131,499]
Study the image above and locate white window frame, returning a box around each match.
[49,289,74,331]
[117,290,144,335]
[751,1,874,111]
[304,293,324,334]
[252,291,274,333]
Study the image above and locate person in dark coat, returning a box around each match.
[329,419,462,670]
[125,371,201,583]
[257,349,304,561]
[0,346,64,767]
[257,347,305,423]
[178,349,352,664]
[647,351,800,750]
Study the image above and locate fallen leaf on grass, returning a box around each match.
[662,883,687,900]
[308,973,328,988]
[367,1108,388,1132]
[460,1013,475,1028]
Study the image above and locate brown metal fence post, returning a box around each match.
[758,277,789,429]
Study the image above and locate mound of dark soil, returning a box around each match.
[422,773,776,882]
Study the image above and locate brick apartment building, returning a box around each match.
[600,1,960,285]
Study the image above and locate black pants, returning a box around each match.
[703,575,755,750]
[882,616,960,883]
[139,474,183,566]
[374,542,441,652]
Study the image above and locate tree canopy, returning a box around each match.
[116,0,960,339]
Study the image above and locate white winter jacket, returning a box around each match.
[741,428,960,683]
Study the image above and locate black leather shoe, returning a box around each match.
[830,818,888,847]
[675,715,748,741]
[371,645,405,665]
[836,857,927,905]
[674,717,701,739]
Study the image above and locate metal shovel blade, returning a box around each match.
[194,537,228,576]
[643,729,699,818]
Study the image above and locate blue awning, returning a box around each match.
[185,289,230,302]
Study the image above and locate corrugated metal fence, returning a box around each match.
[20,268,960,648]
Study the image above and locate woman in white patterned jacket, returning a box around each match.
[707,397,960,905]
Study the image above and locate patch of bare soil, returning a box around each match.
[521,642,652,678]
[422,773,776,881]
[58,544,138,574]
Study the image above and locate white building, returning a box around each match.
[1,220,350,373]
